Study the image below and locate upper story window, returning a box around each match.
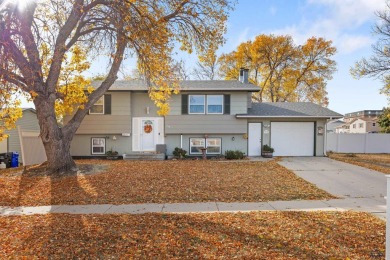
[189,95,223,114]
[189,95,205,114]
[89,96,104,114]
[359,123,364,128]
[207,95,223,114]
[373,123,376,127]
[182,94,230,115]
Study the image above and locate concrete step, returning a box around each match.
[123,153,165,161]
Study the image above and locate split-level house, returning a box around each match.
[66,69,342,158]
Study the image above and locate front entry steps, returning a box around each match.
[123,152,165,161]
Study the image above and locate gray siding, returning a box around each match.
[165,115,247,134]
[169,92,248,115]
[75,115,131,134]
[70,134,132,156]
[7,110,40,160]
[165,134,247,156]
[68,92,132,134]
[112,92,131,115]
[131,93,159,117]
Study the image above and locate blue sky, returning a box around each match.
[217,0,389,114]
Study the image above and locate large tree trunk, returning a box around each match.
[34,95,78,175]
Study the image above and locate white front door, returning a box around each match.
[141,119,155,151]
[132,117,165,152]
[248,123,262,156]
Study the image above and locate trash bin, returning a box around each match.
[11,152,19,168]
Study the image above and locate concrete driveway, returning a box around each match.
[278,157,387,219]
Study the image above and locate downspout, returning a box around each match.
[324,117,332,157]
[180,134,183,149]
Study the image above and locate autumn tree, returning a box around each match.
[219,34,337,105]
[192,50,220,80]
[351,1,390,102]
[378,107,390,133]
[0,0,231,174]
[173,59,191,81]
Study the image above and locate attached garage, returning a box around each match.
[271,122,314,156]
[236,102,343,157]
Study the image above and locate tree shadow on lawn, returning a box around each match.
[14,163,106,257]
[3,212,384,258]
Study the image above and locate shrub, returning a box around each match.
[173,147,187,158]
[106,149,118,156]
[225,150,245,160]
[262,144,274,153]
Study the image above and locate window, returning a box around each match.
[373,123,376,127]
[189,95,205,114]
[189,95,224,114]
[189,137,222,155]
[206,138,221,154]
[89,96,104,114]
[359,123,364,128]
[352,124,356,129]
[91,138,105,154]
[190,138,205,154]
[207,95,223,114]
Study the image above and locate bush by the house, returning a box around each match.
[262,144,274,153]
[173,147,187,158]
[225,150,245,160]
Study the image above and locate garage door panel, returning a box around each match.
[271,122,314,156]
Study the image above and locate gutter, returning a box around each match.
[235,115,343,119]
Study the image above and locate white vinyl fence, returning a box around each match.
[18,127,47,166]
[326,133,390,153]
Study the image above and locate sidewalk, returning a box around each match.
[0,197,386,219]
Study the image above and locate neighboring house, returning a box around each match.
[326,119,345,133]
[0,108,40,160]
[348,118,381,133]
[67,69,342,158]
[335,109,383,133]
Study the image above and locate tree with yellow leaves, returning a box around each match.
[219,34,337,105]
[0,0,232,174]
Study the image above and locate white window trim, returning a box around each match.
[206,95,224,115]
[189,137,222,155]
[206,138,222,154]
[89,96,105,115]
[189,138,205,154]
[91,137,106,155]
[189,95,206,114]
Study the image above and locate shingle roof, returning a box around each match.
[237,102,343,118]
[92,80,259,91]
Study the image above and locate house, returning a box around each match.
[344,110,382,123]
[347,118,381,133]
[326,119,345,133]
[0,108,40,161]
[67,69,342,158]
[335,109,383,133]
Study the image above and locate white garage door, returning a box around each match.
[271,122,314,156]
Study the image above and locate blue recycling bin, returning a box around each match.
[11,152,19,168]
